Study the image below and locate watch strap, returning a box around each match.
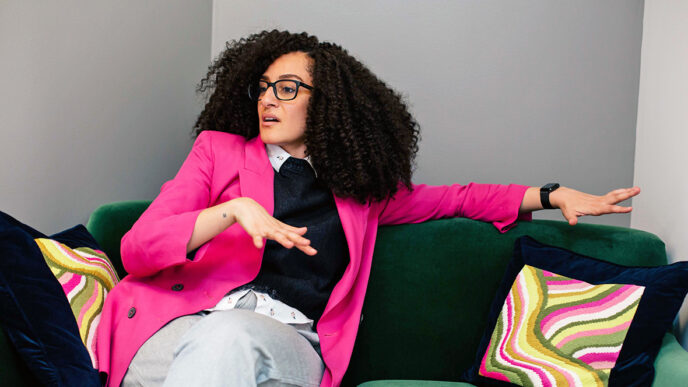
[540,183,560,209]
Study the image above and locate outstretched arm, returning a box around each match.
[519,186,641,225]
[378,183,531,232]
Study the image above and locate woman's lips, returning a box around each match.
[261,115,280,127]
[260,120,279,127]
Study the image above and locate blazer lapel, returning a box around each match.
[193,136,274,285]
[319,195,370,330]
[239,136,275,215]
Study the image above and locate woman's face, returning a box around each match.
[257,51,314,158]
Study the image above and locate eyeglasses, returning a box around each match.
[248,79,314,101]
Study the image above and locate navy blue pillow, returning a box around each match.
[0,211,100,386]
[463,236,688,387]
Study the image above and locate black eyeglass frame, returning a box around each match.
[248,79,314,101]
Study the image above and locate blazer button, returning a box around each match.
[127,307,136,318]
[172,283,184,291]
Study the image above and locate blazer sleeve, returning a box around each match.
[378,182,532,232]
[120,131,215,277]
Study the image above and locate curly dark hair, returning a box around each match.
[194,30,420,203]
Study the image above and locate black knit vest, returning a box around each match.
[240,157,349,324]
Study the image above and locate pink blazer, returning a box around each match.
[96,130,530,387]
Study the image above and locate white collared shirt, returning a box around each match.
[205,288,313,326]
[204,144,317,327]
[265,143,317,176]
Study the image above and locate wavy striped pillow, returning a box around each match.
[464,236,688,387]
[480,265,643,386]
[35,237,119,369]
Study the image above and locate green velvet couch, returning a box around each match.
[4,200,688,386]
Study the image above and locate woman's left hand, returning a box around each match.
[549,186,641,225]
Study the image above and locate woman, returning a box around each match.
[96,30,639,387]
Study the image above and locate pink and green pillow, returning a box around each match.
[463,236,688,387]
[35,233,119,368]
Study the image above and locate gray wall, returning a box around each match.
[0,1,212,233]
[632,0,688,349]
[1,1,644,233]
[213,0,643,227]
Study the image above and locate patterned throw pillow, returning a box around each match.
[463,236,688,387]
[35,237,119,368]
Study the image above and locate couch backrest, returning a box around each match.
[342,217,666,386]
[87,200,151,278]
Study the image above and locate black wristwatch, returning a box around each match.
[540,183,560,209]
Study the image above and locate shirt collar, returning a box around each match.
[265,144,317,176]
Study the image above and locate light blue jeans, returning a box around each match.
[122,292,324,387]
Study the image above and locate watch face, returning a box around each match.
[542,183,560,192]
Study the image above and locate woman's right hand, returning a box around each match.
[226,197,317,255]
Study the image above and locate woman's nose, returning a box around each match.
[260,86,279,107]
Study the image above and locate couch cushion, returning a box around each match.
[653,333,688,386]
[359,381,474,386]
[463,236,688,386]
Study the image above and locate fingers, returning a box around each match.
[253,235,264,249]
[270,225,310,246]
[607,205,633,214]
[562,208,579,226]
[606,186,641,204]
[233,199,315,253]
[251,222,317,255]
[269,229,295,249]
[287,225,308,235]
[557,186,639,226]
[276,228,318,255]
[297,244,318,256]
[599,188,636,214]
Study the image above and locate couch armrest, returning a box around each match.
[653,333,688,386]
[86,200,152,279]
